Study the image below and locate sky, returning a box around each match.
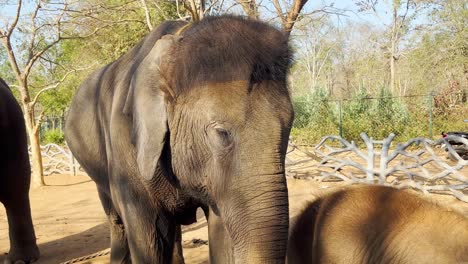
[0,1,37,29]
[0,0,431,27]
[0,0,433,56]
[304,0,432,30]
[286,0,380,26]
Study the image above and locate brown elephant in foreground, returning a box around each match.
[288,185,468,264]
[0,78,40,263]
[65,15,293,263]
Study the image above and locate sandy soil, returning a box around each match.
[1,165,467,263]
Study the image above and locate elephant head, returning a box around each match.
[125,16,293,263]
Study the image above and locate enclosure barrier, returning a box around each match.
[287,133,468,202]
[29,135,467,202]
[28,143,83,176]
[291,93,467,145]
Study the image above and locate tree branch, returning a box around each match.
[139,0,153,30]
[29,64,96,108]
[33,109,45,135]
[27,0,43,62]
[183,0,206,21]
[205,0,222,16]
[152,1,169,20]
[283,0,308,37]
[23,38,61,80]
[272,0,286,25]
[7,0,23,37]
[235,0,259,19]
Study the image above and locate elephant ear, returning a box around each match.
[127,35,180,181]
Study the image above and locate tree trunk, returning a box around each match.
[390,4,398,95]
[390,52,396,94]
[283,0,308,37]
[23,110,45,187]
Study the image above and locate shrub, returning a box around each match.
[41,129,65,145]
[291,88,339,144]
[290,87,465,145]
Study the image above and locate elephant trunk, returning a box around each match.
[222,161,289,264]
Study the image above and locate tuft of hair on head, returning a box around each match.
[164,15,293,95]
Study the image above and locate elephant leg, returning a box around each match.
[172,225,185,264]
[119,199,176,263]
[4,196,40,263]
[206,207,234,264]
[109,211,131,264]
[98,191,130,264]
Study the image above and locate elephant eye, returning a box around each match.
[216,127,229,138]
[208,125,233,152]
[206,123,234,151]
[215,127,232,147]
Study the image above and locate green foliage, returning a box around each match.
[39,0,180,116]
[343,87,372,119]
[293,88,333,127]
[64,0,179,65]
[41,129,65,145]
[289,0,467,145]
[341,88,410,142]
[0,46,15,84]
[289,88,451,145]
[3,0,464,149]
[291,88,339,144]
[41,87,75,116]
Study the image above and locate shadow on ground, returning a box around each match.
[0,223,109,264]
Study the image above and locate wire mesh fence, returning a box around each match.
[38,93,467,146]
[40,115,65,133]
[291,93,468,145]
[39,114,66,144]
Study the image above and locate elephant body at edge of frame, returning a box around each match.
[0,78,40,263]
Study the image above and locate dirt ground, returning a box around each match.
[1,166,467,263]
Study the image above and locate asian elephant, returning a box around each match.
[65,15,293,263]
[0,78,40,263]
[287,185,468,264]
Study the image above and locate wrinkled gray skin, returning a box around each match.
[0,78,40,264]
[65,17,293,264]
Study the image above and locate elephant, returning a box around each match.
[65,15,293,263]
[287,185,468,264]
[0,77,40,263]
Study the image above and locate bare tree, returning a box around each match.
[139,0,183,28]
[356,0,425,95]
[180,0,317,37]
[140,0,154,30]
[272,0,309,37]
[236,0,259,19]
[0,0,96,187]
[185,0,206,20]
[295,17,337,92]
[233,0,311,36]
[180,0,228,21]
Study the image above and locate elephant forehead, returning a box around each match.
[188,81,251,123]
[181,80,291,128]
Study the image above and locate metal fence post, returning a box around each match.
[68,149,77,176]
[429,95,433,140]
[339,100,343,138]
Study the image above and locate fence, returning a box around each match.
[287,133,468,202]
[291,93,468,145]
[40,115,65,134]
[29,144,83,176]
[39,93,467,145]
